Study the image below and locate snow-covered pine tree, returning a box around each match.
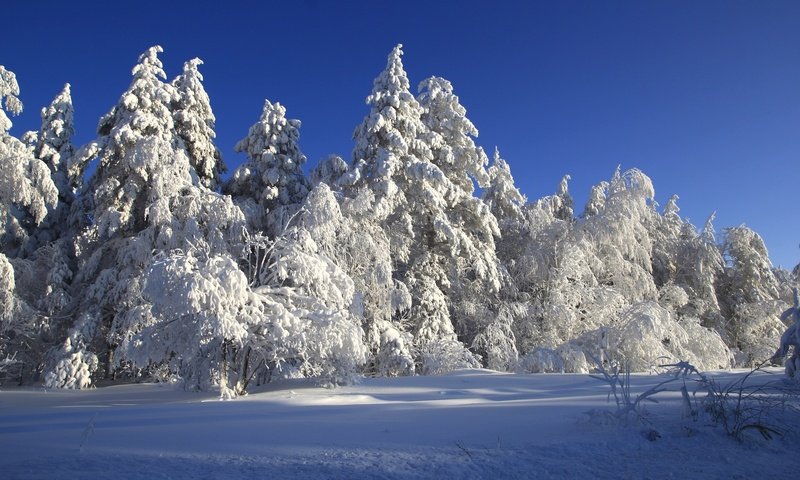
[0,66,58,258]
[352,44,431,228]
[47,47,247,390]
[351,45,453,355]
[0,66,60,382]
[25,84,76,251]
[352,46,491,372]
[483,148,526,232]
[226,99,309,238]
[417,76,502,357]
[172,58,225,190]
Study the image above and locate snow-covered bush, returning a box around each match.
[576,301,732,372]
[556,343,591,374]
[518,348,564,374]
[419,338,480,376]
[248,185,369,387]
[373,321,414,377]
[472,308,518,372]
[44,349,98,390]
[44,319,99,389]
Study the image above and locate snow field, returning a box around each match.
[0,369,794,479]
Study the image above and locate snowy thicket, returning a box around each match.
[0,45,794,391]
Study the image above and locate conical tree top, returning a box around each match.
[367,44,410,106]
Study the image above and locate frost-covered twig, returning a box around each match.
[691,360,798,441]
[588,354,678,424]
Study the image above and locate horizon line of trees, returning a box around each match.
[0,45,796,396]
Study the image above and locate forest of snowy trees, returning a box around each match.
[0,45,797,396]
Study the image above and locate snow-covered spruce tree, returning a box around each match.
[16,85,81,327]
[0,67,60,382]
[171,58,225,190]
[310,154,350,189]
[417,76,502,358]
[352,44,430,227]
[481,148,528,293]
[46,47,246,390]
[0,66,58,258]
[478,148,532,368]
[351,46,494,372]
[351,45,450,361]
[22,83,76,252]
[716,225,784,365]
[226,99,309,238]
[483,148,526,236]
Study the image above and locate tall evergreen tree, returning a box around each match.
[482,148,526,231]
[226,99,309,237]
[172,58,225,190]
[47,47,245,389]
[0,66,58,257]
[352,46,500,372]
[27,84,76,250]
[417,76,501,347]
[0,66,59,381]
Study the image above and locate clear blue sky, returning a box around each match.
[2,1,798,269]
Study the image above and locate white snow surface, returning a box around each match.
[0,369,793,479]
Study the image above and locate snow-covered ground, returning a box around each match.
[0,369,795,479]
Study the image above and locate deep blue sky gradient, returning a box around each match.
[2,1,799,268]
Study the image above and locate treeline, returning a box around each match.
[0,45,795,396]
